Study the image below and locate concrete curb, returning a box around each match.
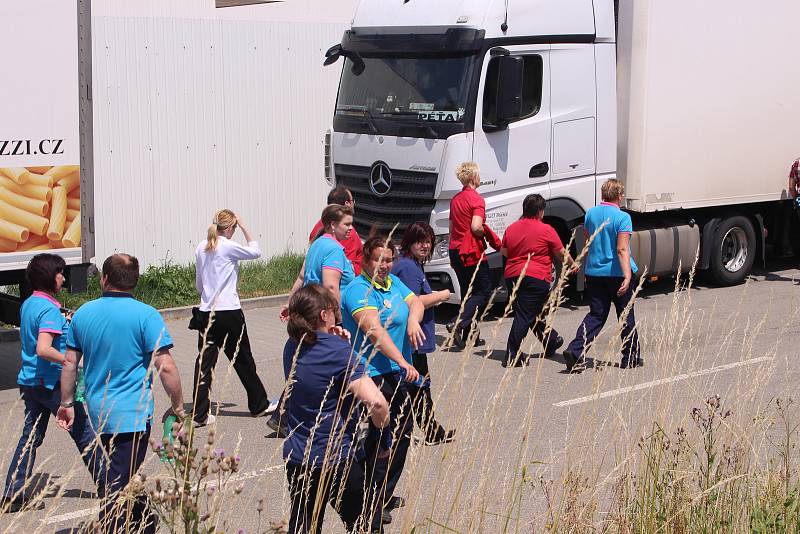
[159,293,289,322]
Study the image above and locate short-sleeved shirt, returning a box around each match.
[304,234,356,289]
[282,333,366,468]
[584,202,638,277]
[341,273,414,377]
[17,291,66,390]
[449,186,486,253]
[67,292,174,434]
[309,220,362,275]
[502,218,564,283]
[391,254,435,354]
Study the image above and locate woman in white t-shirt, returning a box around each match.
[192,209,274,426]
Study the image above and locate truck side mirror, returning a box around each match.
[495,56,524,126]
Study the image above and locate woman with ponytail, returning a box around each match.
[192,209,274,427]
[282,284,388,534]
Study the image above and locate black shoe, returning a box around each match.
[544,336,564,359]
[620,357,645,369]
[266,415,289,438]
[451,325,467,349]
[445,320,456,333]
[381,508,393,524]
[386,496,406,510]
[563,350,585,374]
[502,354,526,368]
[424,426,456,445]
[1,496,44,513]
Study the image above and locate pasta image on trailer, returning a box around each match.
[0,165,80,252]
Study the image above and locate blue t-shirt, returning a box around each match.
[584,203,638,277]
[392,254,435,354]
[304,235,355,289]
[17,292,67,390]
[282,333,366,468]
[66,292,174,434]
[341,273,414,377]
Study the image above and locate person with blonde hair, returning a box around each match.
[192,209,274,426]
[563,179,642,373]
[447,161,501,349]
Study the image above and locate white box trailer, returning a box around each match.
[325,0,800,296]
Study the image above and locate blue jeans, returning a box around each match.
[566,275,641,363]
[4,383,104,500]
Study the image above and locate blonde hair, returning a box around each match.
[456,161,480,186]
[601,179,625,202]
[206,209,237,251]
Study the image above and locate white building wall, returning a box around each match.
[91,0,354,267]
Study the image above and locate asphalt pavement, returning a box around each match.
[0,261,798,533]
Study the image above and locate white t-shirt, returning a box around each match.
[195,236,261,311]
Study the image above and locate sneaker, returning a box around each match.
[424,427,456,445]
[502,355,526,368]
[544,335,564,359]
[386,496,406,510]
[445,320,456,333]
[1,496,44,513]
[563,350,585,374]
[267,416,289,438]
[253,399,279,417]
[451,325,467,350]
[194,414,216,428]
[381,508,393,525]
[620,357,645,369]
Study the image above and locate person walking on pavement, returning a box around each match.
[341,236,424,525]
[282,284,389,534]
[57,254,186,534]
[447,161,501,349]
[563,179,642,373]
[392,221,456,445]
[193,209,275,427]
[1,254,104,513]
[308,186,363,274]
[501,195,578,368]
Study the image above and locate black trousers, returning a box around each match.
[98,428,156,534]
[193,309,270,422]
[505,276,560,363]
[363,373,413,519]
[286,460,377,534]
[406,352,440,433]
[566,275,640,363]
[449,250,492,332]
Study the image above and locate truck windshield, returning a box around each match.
[336,56,476,125]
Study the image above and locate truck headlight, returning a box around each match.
[432,235,450,260]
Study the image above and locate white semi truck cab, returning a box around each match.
[324,0,800,299]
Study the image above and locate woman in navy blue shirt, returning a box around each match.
[282,284,389,534]
[392,222,455,446]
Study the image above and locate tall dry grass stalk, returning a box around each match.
[0,232,798,533]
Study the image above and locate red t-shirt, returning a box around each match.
[502,218,564,282]
[309,220,362,275]
[449,187,486,255]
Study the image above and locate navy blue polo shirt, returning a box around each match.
[66,292,174,434]
[282,332,366,467]
[391,254,435,354]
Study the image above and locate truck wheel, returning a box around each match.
[708,216,756,285]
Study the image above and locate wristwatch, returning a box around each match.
[60,400,75,408]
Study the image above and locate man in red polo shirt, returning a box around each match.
[501,194,577,367]
[447,161,499,349]
[309,186,362,275]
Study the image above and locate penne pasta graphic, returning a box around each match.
[57,171,80,193]
[0,237,17,252]
[26,166,52,174]
[44,165,79,180]
[62,217,81,248]
[0,198,49,236]
[26,173,54,188]
[0,219,29,243]
[0,167,30,185]
[17,235,50,252]
[66,208,79,222]
[66,197,80,210]
[47,186,67,241]
[0,188,49,216]
[0,176,52,202]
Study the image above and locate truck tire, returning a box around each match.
[708,215,756,285]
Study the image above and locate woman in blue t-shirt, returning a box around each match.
[2,254,103,512]
[392,222,455,446]
[282,284,389,534]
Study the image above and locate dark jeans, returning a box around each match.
[566,275,640,363]
[193,309,270,422]
[406,352,440,433]
[449,250,492,332]
[98,427,156,534]
[286,460,377,534]
[363,373,413,519]
[3,384,104,500]
[505,276,560,363]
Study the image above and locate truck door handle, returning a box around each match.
[529,162,549,178]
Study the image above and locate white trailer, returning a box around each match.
[324,0,800,298]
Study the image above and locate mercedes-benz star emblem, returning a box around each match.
[369,162,392,197]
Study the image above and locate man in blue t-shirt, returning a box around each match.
[564,179,642,372]
[56,254,186,534]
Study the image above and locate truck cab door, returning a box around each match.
[472,45,552,234]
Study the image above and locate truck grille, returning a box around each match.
[334,164,438,237]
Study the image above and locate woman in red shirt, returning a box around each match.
[501,194,577,367]
[448,162,500,349]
